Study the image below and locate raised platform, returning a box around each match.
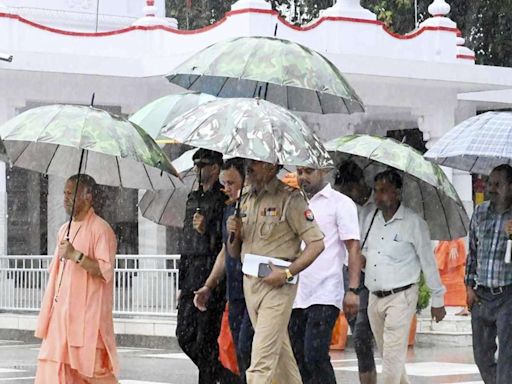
[416,307,472,348]
[0,312,178,349]
[0,308,473,350]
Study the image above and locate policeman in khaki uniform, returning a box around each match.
[227,160,325,384]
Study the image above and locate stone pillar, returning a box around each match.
[132,190,169,312]
[47,176,67,255]
[0,99,10,256]
[451,104,478,217]
[418,104,475,220]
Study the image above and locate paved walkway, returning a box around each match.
[0,339,483,383]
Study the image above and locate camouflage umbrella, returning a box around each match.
[138,148,197,228]
[129,92,216,139]
[159,98,333,169]
[325,134,469,240]
[0,104,179,190]
[167,36,364,114]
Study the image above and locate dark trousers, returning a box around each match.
[472,286,512,384]
[289,304,340,384]
[177,293,238,384]
[344,267,376,374]
[228,298,254,383]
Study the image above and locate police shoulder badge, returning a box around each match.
[304,209,315,221]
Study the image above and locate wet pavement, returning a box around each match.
[0,339,483,383]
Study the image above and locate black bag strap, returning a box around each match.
[361,208,379,250]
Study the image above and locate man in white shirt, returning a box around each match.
[335,160,377,384]
[363,170,446,384]
[289,166,362,384]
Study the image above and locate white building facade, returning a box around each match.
[0,0,511,271]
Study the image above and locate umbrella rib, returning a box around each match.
[158,188,177,224]
[340,94,351,114]
[44,144,61,175]
[469,155,479,174]
[215,76,231,97]
[434,186,452,239]
[10,142,31,167]
[315,91,325,114]
[115,156,124,188]
[142,164,156,191]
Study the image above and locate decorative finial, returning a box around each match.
[144,0,157,17]
[231,0,271,11]
[320,0,376,21]
[428,0,450,17]
[133,0,176,27]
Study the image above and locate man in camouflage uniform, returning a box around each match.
[227,160,325,384]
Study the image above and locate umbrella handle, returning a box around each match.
[65,148,86,239]
[505,238,512,264]
[229,171,246,244]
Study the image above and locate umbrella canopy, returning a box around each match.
[325,134,469,240]
[138,147,197,227]
[0,104,179,190]
[167,36,364,115]
[159,98,333,169]
[129,92,217,139]
[424,111,512,174]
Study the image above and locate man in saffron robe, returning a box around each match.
[35,174,119,383]
[435,239,469,315]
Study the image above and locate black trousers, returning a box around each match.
[344,266,376,374]
[472,286,512,384]
[289,304,340,384]
[177,293,239,384]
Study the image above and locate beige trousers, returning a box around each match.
[368,285,418,384]
[243,275,302,384]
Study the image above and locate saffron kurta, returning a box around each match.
[435,239,467,307]
[35,208,119,380]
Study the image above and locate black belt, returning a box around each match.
[477,284,512,296]
[372,284,413,298]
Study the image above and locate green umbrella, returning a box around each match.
[0,104,179,190]
[159,97,333,169]
[325,134,469,240]
[167,36,364,115]
[129,92,217,139]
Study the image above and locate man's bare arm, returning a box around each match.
[288,238,324,276]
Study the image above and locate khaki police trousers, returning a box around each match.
[243,275,302,384]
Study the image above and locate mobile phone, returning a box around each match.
[257,263,285,278]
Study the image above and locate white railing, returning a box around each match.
[0,254,180,317]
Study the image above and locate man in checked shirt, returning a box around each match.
[466,164,512,384]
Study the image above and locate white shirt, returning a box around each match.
[362,204,445,308]
[294,184,360,310]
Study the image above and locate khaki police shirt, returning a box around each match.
[240,178,324,261]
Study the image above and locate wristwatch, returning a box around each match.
[348,287,361,295]
[284,268,294,282]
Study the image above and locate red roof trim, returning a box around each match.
[0,10,459,39]
[457,54,475,60]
